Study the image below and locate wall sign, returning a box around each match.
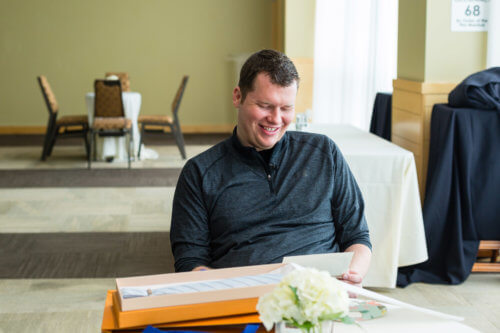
[451,0,490,31]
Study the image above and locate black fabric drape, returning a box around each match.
[397,104,500,286]
[448,67,500,111]
[369,93,392,140]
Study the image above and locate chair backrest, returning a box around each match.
[105,72,130,92]
[94,80,124,118]
[37,75,59,114]
[172,75,189,117]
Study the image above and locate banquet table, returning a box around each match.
[334,306,478,332]
[292,124,428,288]
[101,291,478,332]
[397,104,500,286]
[85,92,142,161]
[369,92,392,140]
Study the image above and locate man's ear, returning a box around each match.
[232,87,242,108]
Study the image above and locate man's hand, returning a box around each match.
[339,269,363,286]
[192,265,211,271]
[339,269,363,298]
[343,243,371,278]
[341,243,372,297]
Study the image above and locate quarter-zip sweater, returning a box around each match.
[170,129,371,272]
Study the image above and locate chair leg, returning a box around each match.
[88,129,93,169]
[47,126,59,157]
[92,131,98,162]
[127,131,132,169]
[137,123,146,160]
[83,127,90,160]
[41,121,54,161]
[172,122,186,159]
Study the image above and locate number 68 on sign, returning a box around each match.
[451,0,490,32]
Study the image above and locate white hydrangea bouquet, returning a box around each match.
[257,268,353,333]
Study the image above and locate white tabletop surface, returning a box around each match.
[335,305,478,332]
[85,92,142,161]
[291,123,428,288]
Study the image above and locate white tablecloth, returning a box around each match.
[292,124,428,288]
[85,92,142,161]
[335,306,478,332]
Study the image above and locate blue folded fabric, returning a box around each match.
[142,326,208,333]
[142,324,260,333]
[448,67,500,111]
[242,324,260,333]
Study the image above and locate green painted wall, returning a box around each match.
[284,0,316,58]
[398,0,487,83]
[425,0,487,82]
[0,0,272,127]
[397,0,427,81]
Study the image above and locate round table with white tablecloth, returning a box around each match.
[289,123,428,288]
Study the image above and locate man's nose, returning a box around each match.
[268,107,281,123]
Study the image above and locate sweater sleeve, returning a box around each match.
[170,160,212,272]
[330,142,372,252]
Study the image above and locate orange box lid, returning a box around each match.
[115,264,283,312]
[102,290,263,331]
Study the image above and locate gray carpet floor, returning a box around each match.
[0,168,181,188]
[0,133,230,146]
[0,232,174,278]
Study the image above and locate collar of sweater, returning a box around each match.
[229,126,287,169]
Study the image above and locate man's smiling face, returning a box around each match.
[233,72,297,151]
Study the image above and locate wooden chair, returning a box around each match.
[472,241,500,272]
[88,80,132,169]
[37,75,89,161]
[137,76,188,159]
[105,72,130,92]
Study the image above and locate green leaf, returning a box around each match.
[340,316,356,325]
[318,312,343,321]
[286,318,314,331]
[289,285,300,305]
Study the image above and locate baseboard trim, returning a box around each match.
[181,124,234,133]
[393,78,457,94]
[0,126,46,134]
[0,124,235,135]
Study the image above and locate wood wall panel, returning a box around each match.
[424,94,450,108]
[271,0,284,52]
[392,134,422,157]
[392,109,423,144]
[392,79,456,202]
[424,118,431,146]
[393,134,424,192]
[291,57,314,116]
[393,90,423,114]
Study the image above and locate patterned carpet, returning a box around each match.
[0,133,230,147]
[0,232,174,278]
[0,135,499,332]
[0,168,181,188]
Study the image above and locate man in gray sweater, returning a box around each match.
[170,49,372,286]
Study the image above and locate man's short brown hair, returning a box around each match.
[238,49,300,102]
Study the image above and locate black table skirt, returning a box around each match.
[397,104,500,286]
[369,93,392,140]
